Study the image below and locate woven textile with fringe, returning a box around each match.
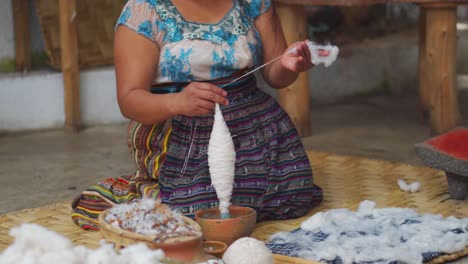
[35,0,127,70]
[0,151,467,263]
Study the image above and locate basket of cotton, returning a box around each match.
[98,199,204,262]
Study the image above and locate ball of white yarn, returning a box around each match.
[222,237,274,264]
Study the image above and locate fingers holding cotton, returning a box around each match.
[288,40,339,67]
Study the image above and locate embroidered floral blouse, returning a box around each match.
[116,0,271,84]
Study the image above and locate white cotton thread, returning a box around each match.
[180,120,197,177]
[208,103,236,216]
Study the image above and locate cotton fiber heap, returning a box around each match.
[268,200,468,264]
[208,103,236,218]
[0,223,165,264]
[104,198,201,242]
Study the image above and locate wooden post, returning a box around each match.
[340,6,371,33]
[276,3,311,137]
[417,7,428,122]
[59,0,81,131]
[12,0,31,71]
[423,3,461,135]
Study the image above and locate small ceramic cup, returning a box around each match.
[201,240,228,259]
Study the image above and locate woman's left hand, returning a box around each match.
[280,41,329,73]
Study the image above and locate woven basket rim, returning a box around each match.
[98,208,202,245]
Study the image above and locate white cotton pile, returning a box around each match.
[207,103,236,216]
[222,237,274,264]
[289,40,339,67]
[118,243,166,264]
[104,198,201,241]
[270,200,468,264]
[398,179,421,193]
[0,223,165,264]
[0,223,77,264]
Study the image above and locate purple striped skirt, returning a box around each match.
[155,74,322,220]
[71,73,322,230]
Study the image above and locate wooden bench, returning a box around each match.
[273,0,468,136]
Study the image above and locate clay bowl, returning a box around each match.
[98,209,204,262]
[201,241,228,259]
[195,205,257,246]
[415,127,468,200]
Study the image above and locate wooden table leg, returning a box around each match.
[421,3,461,135]
[12,0,31,72]
[59,0,81,132]
[418,6,428,121]
[276,3,311,137]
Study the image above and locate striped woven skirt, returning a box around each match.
[71,73,323,230]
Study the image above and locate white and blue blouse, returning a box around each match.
[116,0,272,84]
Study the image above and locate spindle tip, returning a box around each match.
[220,212,231,219]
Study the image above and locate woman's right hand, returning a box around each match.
[171,82,229,117]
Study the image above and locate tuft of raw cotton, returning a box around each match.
[398,179,421,193]
[289,40,339,67]
[357,200,376,214]
[85,242,120,264]
[119,243,165,264]
[0,223,78,264]
[269,200,468,264]
[398,178,410,192]
[0,223,166,264]
[409,181,421,192]
[223,237,274,264]
[207,103,236,215]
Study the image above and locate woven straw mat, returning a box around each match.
[0,151,467,264]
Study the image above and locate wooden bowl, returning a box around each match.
[195,205,257,246]
[98,209,203,262]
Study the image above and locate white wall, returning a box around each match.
[0,67,126,132]
[0,71,64,131]
[0,1,15,59]
[80,68,127,126]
